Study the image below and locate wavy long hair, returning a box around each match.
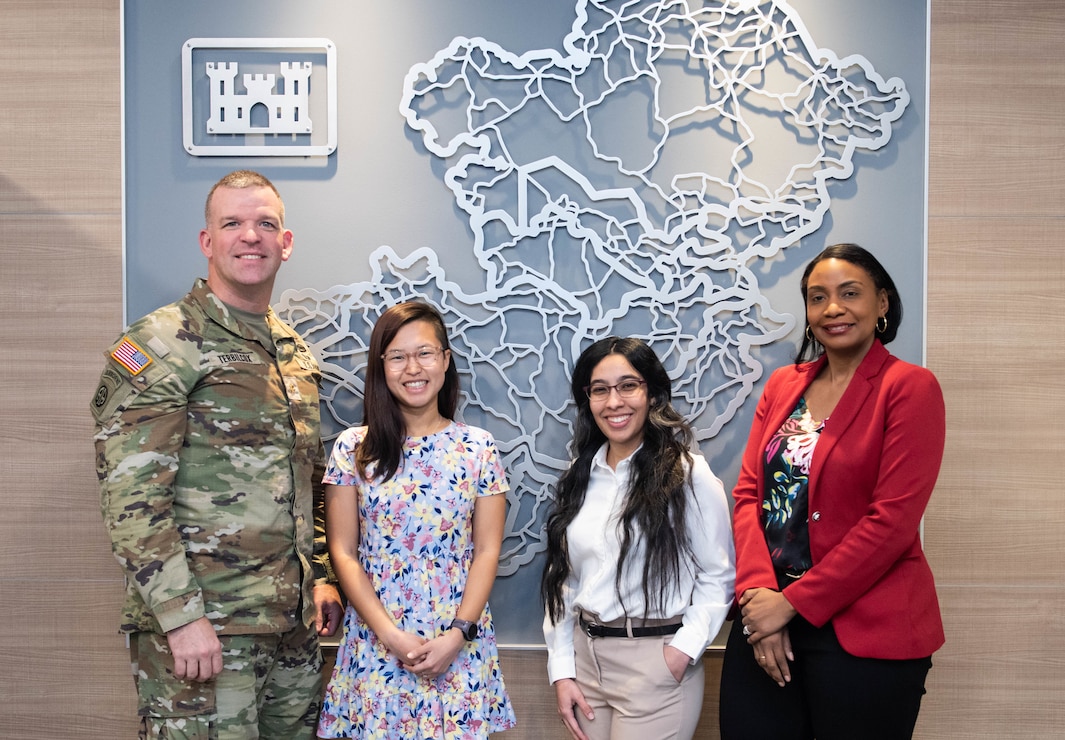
[540,337,695,623]
[796,243,904,363]
[356,302,459,482]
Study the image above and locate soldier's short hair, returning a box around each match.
[204,170,286,226]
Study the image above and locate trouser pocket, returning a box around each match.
[131,631,218,738]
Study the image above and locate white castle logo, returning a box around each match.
[205,61,313,135]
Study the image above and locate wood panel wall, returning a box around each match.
[0,0,134,735]
[921,0,1065,736]
[1,1,1060,737]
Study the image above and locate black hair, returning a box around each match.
[540,337,695,623]
[357,301,459,482]
[795,243,903,363]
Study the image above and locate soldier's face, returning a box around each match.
[199,186,293,311]
[383,320,450,418]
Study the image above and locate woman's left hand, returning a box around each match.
[404,629,464,679]
[738,587,797,640]
[663,644,691,682]
[750,628,793,687]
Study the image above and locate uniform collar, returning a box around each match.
[189,278,283,354]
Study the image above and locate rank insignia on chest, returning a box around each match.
[284,376,303,401]
[111,337,153,375]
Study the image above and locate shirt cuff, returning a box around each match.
[668,624,707,663]
[546,652,577,684]
[154,591,207,634]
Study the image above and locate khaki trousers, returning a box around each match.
[573,625,705,740]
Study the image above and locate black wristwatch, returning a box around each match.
[448,618,479,641]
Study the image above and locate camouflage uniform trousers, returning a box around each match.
[130,622,323,740]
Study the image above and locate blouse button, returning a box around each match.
[811,511,821,521]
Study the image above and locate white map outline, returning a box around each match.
[276,0,909,576]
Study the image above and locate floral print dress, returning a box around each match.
[317,422,517,739]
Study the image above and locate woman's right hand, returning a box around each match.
[554,678,594,740]
[382,628,429,669]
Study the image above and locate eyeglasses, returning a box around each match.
[381,346,446,371]
[584,379,647,401]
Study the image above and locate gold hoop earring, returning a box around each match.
[876,316,888,333]
[805,326,814,342]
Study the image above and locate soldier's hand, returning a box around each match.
[167,617,223,682]
[313,583,344,637]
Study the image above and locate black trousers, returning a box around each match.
[718,616,932,740]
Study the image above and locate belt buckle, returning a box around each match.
[580,616,600,637]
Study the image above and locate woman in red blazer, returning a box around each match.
[719,244,945,740]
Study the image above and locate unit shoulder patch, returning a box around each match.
[91,365,132,422]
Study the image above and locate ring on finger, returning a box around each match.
[742,624,751,637]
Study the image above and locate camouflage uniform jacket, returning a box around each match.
[92,279,330,636]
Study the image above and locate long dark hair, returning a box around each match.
[795,243,903,363]
[356,301,459,482]
[541,337,695,623]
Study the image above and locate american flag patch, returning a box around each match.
[111,337,153,375]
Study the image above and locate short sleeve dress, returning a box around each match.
[316,421,517,739]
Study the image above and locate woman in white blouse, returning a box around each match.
[541,337,736,740]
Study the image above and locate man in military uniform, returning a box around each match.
[91,170,344,739]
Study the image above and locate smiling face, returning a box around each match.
[199,185,293,312]
[805,257,889,360]
[587,353,649,464]
[383,319,451,419]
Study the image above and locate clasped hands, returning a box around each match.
[386,626,464,680]
[739,587,797,687]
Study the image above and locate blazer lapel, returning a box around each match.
[808,341,890,489]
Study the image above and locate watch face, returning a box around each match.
[453,619,478,640]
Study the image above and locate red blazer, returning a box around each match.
[732,340,945,659]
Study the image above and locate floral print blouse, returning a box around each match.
[763,396,823,588]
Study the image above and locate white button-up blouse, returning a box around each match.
[543,443,736,683]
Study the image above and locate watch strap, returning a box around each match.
[448,618,478,640]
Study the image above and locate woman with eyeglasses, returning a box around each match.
[317,301,516,739]
[541,336,736,740]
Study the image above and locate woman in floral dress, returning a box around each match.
[317,301,516,739]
